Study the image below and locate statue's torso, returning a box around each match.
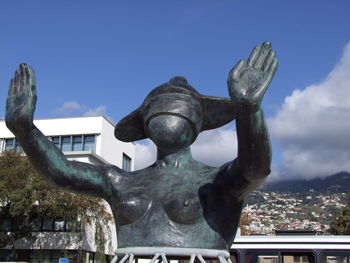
[107,163,243,249]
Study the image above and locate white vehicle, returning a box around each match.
[230,235,350,263]
[113,235,349,263]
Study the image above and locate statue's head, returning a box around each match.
[115,77,235,152]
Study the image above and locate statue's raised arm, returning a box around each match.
[5,64,115,200]
[224,41,278,198]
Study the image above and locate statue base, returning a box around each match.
[112,247,232,263]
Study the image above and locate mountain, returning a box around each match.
[262,172,350,193]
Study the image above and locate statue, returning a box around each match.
[5,41,278,251]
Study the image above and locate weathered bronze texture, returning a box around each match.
[5,41,278,250]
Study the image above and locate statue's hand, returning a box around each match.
[6,64,37,135]
[227,41,278,111]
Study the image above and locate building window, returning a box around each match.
[29,250,78,263]
[61,136,71,152]
[54,220,65,231]
[0,218,12,231]
[52,136,60,149]
[2,138,23,153]
[72,136,83,151]
[2,135,96,153]
[65,221,81,232]
[83,135,95,151]
[4,139,14,151]
[31,217,42,231]
[122,153,131,171]
[42,218,54,231]
[49,134,95,152]
[37,218,81,232]
[65,221,74,232]
[0,215,80,233]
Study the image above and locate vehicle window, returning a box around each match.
[230,250,239,263]
[282,252,315,263]
[322,250,350,263]
[245,250,279,263]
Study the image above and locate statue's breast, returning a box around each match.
[115,186,203,226]
[163,190,202,224]
[115,191,152,225]
[112,166,243,249]
[113,167,217,227]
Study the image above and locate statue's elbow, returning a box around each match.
[244,165,270,184]
[263,166,271,177]
[252,166,271,181]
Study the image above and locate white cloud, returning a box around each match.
[55,101,111,120]
[134,126,237,170]
[192,126,237,167]
[269,42,350,179]
[134,140,157,170]
[83,106,107,117]
[55,101,85,115]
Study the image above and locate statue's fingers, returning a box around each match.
[248,45,261,66]
[228,60,245,80]
[27,66,37,89]
[267,58,279,76]
[30,77,37,99]
[8,79,15,97]
[19,64,27,88]
[14,69,21,92]
[253,41,271,70]
[262,50,275,72]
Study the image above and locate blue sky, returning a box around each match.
[1,1,350,179]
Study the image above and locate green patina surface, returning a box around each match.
[5,42,277,249]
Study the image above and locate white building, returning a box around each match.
[0,116,135,171]
[0,116,135,263]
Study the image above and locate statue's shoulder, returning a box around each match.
[114,165,159,182]
[192,160,221,171]
[102,164,133,185]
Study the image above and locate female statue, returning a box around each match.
[5,41,278,250]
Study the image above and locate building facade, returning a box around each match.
[0,116,135,263]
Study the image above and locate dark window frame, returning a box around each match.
[49,134,96,152]
[122,153,131,171]
[3,138,23,153]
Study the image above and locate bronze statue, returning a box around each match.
[5,41,278,250]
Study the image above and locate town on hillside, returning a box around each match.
[242,190,347,235]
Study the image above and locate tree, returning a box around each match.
[329,192,350,235]
[0,151,112,249]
